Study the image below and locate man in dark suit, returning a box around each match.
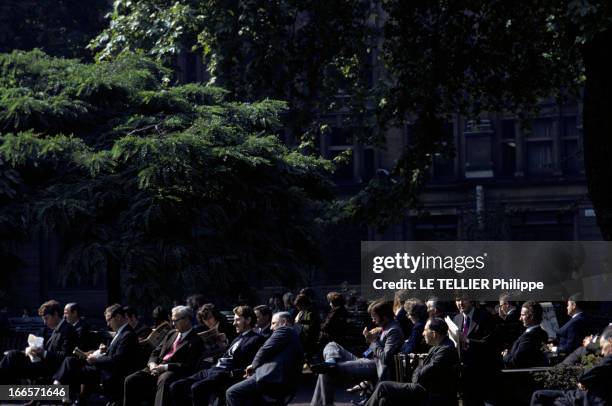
[310,300,404,406]
[225,311,304,406]
[125,305,153,341]
[453,296,500,406]
[169,305,265,405]
[494,293,523,352]
[53,304,143,404]
[365,317,459,406]
[254,305,273,338]
[124,305,204,406]
[503,301,548,368]
[531,325,612,406]
[64,302,95,351]
[0,299,76,383]
[556,296,588,355]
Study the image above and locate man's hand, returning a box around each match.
[86,354,97,364]
[577,383,586,391]
[363,327,381,344]
[150,365,166,375]
[244,364,255,377]
[501,349,508,357]
[582,335,593,348]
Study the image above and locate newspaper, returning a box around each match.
[26,334,44,363]
[445,316,459,347]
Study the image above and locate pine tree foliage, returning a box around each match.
[0,50,333,306]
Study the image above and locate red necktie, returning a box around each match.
[462,316,470,336]
[162,333,181,362]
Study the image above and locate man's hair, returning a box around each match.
[38,300,62,317]
[254,305,272,318]
[522,301,543,324]
[105,304,125,318]
[427,317,449,336]
[327,292,345,307]
[367,300,394,321]
[568,294,585,311]
[65,302,81,315]
[186,294,206,309]
[197,303,223,324]
[294,293,311,308]
[172,305,193,320]
[152,306,169,323]
[405,302,428,323]
[123,305,138,318]
[274,311,292,325]
[234,305,256,327]
[498,293,514,306]
[601,325,612,341]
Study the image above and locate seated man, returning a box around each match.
[124,305,204,406]
[0,300,76,383]
[310,300,404,406]
[365,317,459,406]
[531,325,612,406]
[225,312,303,406]
[64,302,94,351]
[254,305,273,338]
[503,301,549,368]
[556,296,588,355]
[169,305,265,405]
[125,305,153,340]
[53,304,143,404]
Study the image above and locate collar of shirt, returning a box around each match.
[115,322,128,336]
[179,328,193,341]
[572,312,583,319]
[525,324,540,333]
[241,328,253,337]
[463,307,475,321]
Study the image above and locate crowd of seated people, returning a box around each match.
[1,290,611,406]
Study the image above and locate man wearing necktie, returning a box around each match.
[452,296,500,406]
[0,300,76,383]
[124,305,204,406]
[169,305,265,405]
[53,304,142,405]
[365,317,460,406]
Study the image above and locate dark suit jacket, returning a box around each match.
[559,354,612,406]
[413,337,459,401]
[453,308,499,370]
[72,319,95,351]
[258,325,272,338]
[95,324,143,381]
[44,320,77,365]
[150,329,204,375]
[578,354,612,405]
[503,325,548,368]
[217,329,265,371]
[252,326,303,390]
[402,321,427,354]
[557,312,588,354]
[370,320,404,380]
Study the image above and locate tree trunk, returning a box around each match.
[582,26,612,240]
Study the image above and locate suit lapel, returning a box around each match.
[467,311,478,336]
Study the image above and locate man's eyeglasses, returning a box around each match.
[171,317,185,324]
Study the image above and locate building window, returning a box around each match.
[525,118,554,175]
[464,120,493,178]
[561,116,583,175]
[526,141,554,174]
